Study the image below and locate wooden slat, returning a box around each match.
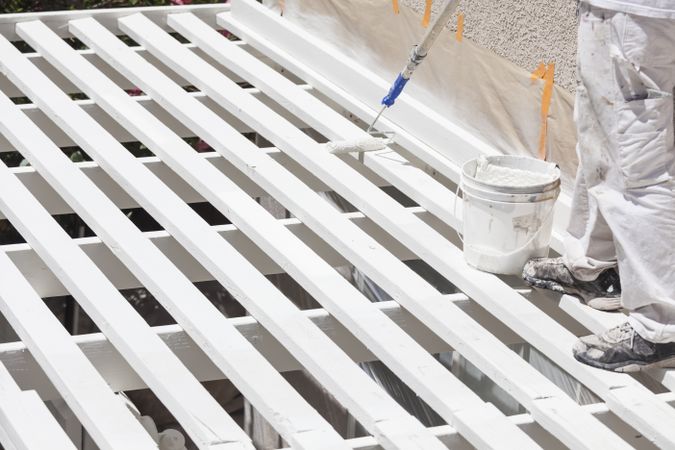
[0,42,276,97]
[559,295,626,336]
[0,250,157,449]
[65,14,546,450]
[110,10,632,450]
[0,283,525,395]
[2,207,428,298]
[0,99,252,450]
[0,429,17,450]
[0,3,229,40]
[0,296,472,399]
[15,20,443,450]
[0,87,312,152]
[1,28,350,450]
[0,362,75,450]
[2,392,73,450]
[208,2,675,447]
[2,44,192,97]
[2,145,383,218]
[2,293,529,402]
[286,392,675,450]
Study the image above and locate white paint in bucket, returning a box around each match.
[460,155,561,275]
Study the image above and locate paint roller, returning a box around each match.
[328,0,460,155]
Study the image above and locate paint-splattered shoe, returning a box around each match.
[522,257,621,311]
[573,322,675,372]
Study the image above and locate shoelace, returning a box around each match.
[603,322,635,347]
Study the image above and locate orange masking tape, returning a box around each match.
[530,62,546,81]
[392,0,400,14]
[538,63,555,160]
[456,13,464,42]
[422,0,432,27]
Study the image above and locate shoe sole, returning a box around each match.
[585,296,623,312]
[574,352,675,373]
[523,275,621,311]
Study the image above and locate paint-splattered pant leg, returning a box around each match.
[565,3,675,342]
[564,3,623,282]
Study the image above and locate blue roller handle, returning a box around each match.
[381,74,409,107]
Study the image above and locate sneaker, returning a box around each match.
[522,257,621,311]
[573,322,675,372]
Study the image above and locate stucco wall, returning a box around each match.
[403,0,579,92]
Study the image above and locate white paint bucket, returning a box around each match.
[460,155,561,275]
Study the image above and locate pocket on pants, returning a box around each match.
[615,95,673,188]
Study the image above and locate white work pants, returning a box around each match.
[563,2,675,342]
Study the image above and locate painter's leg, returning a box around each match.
[573,7,675,371]
[523,3,621,310]
[566,2,622,279]
[602,10,675,342]
[563,124,618,279]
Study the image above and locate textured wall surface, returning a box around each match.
[403,0,579,92]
